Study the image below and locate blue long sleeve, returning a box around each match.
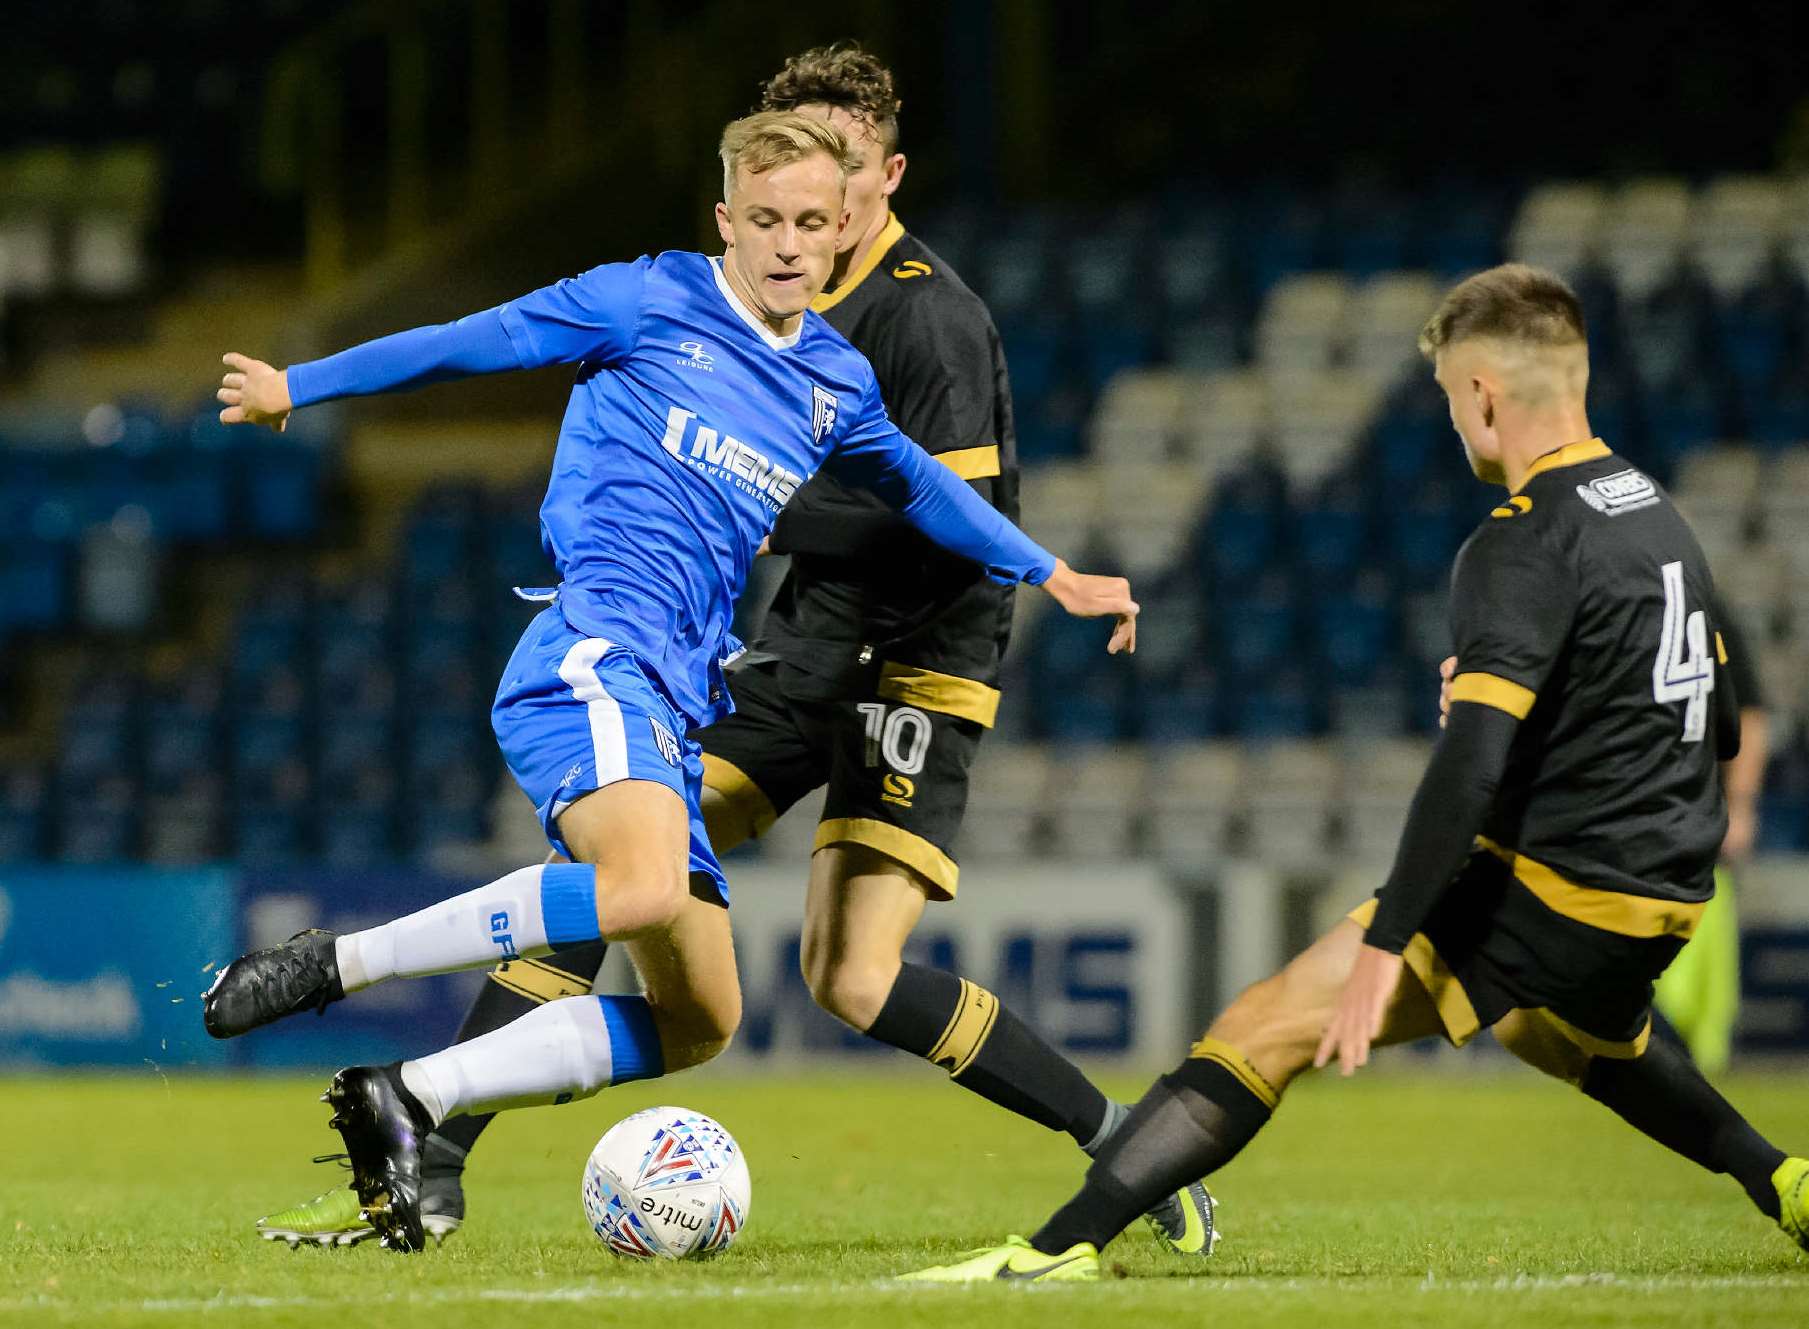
[828,427,1056,586]
[286,310,524,408]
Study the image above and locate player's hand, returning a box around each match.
[1722,799,1757,863]
[756,536,772,557]
[1314,943,1404,1077]
[1042,559,1138,654]
[1437,655,1457,729]
[217,353,293,433]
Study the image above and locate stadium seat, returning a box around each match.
[1243,740,1338,868]
[1096,462,1210,578]
[1043,748,1148,858]
[1601,177,1692,301]
[1255,273,1351,375]
[960,744,1053,858]
[1269,369,1385,491]
[1175,369,1268,466]
[1089,369,1188,462]
[1508,181,1607,278]
[1337,737,1430,863]
[1691,176,1786,299]
[1146,742,1242,864]
[1231,672,1319,740]
[1344,272,1441,382]
[1309,576,1395,685]
[1294,494,1371,576]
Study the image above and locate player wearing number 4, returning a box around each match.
[203,109,1141,1253]
[905,263,1809,1283]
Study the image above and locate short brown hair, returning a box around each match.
[1418,262,1587,359]
[760,42,902,154]
[718,110,862,201]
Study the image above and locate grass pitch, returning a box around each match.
[1,1065,1805,1327]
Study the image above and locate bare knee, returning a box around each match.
[799,940,899,1032]
[648,984,742,1071]
[589,861,688,938]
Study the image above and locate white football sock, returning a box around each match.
[333,862,598,993]
[404,995,659,1120]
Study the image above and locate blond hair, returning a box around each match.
[1418,262,1587,359]
[718,110,860,201]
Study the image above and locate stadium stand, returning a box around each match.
[2,175,1805,867]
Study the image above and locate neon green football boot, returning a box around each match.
[256,1185,376,1248]
[1145,1180,1219,1257]
[1775,1157,1809,1252]
[899,1235,1099,1283]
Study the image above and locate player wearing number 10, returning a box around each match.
[905,262,1809,1283]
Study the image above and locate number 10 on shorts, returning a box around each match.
[857,702,932,775]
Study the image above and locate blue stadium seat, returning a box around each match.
[1230,672,1318,739]
[1216,575,1298,678]
[144,444,232,541]
[234,807,311,864]
[1077,323,1158,394]
[0,537,72,632]
[1035,672,1126,744]
[1384,492,1469,591]
[145,710,218,785]
[240,440,322,539]
[1418,189,1504,277]
[1237,195,1321,297]
[319,715,395,785]
[233,712,308,778]
[1294,498,1370,576]
[1310,583,1394,685]
[320,804,399,866]
[1747,372,1809,448]
[1642,376,1726,481]
[1199,501,1280,583]
[1327,194,1411,279]
[1129,665,1218,742]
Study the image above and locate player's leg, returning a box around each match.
[1496,1002,1801,1242]
[799,843,1124,1149]
[911,916,1446,1280]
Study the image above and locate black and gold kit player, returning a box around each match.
[1349,436,1737,1056]
[901,263,1809,1283]
[701,212,1013,899]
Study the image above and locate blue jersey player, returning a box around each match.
[202,111,1137,1252]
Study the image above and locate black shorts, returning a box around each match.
[693,658,988,899]
[1350,849,1692,1056]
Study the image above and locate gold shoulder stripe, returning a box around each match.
[811,213,907,312]
[815,816,960,899]
[1715,631,1728,665]
[936,444,1001,481]
[1187,1036,1281,1109]
[1476,837,1705,939]
[1449,672,1536,719]
[878,661,1000,728]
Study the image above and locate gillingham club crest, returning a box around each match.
[811,385,839,444]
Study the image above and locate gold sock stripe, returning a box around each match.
[1186,1036,1280,1110]
[486,957,592,1004]
[929,978,1001,1078]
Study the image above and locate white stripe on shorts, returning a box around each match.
[556,638,629,789]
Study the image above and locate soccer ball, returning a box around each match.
[581,1106,750,1259]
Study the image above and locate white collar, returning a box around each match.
[710,255,803,351]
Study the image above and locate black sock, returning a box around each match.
[1581,1017,1786,1220]
[1033,1039,1277,1254]
[424,941,611,1163]
[866,961,1110,1147]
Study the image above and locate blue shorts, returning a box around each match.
[492,606,728,905]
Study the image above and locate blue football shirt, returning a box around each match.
[285,250,1054,726]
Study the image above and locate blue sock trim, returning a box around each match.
[538,863,600,946]
[598,996,665,1083]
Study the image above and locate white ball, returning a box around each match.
[581,1105,750,1259]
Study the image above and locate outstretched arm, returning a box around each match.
[829,417,1137,653]
[217,259,649,432]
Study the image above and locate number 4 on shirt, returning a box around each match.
[1651,560,1714,743]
